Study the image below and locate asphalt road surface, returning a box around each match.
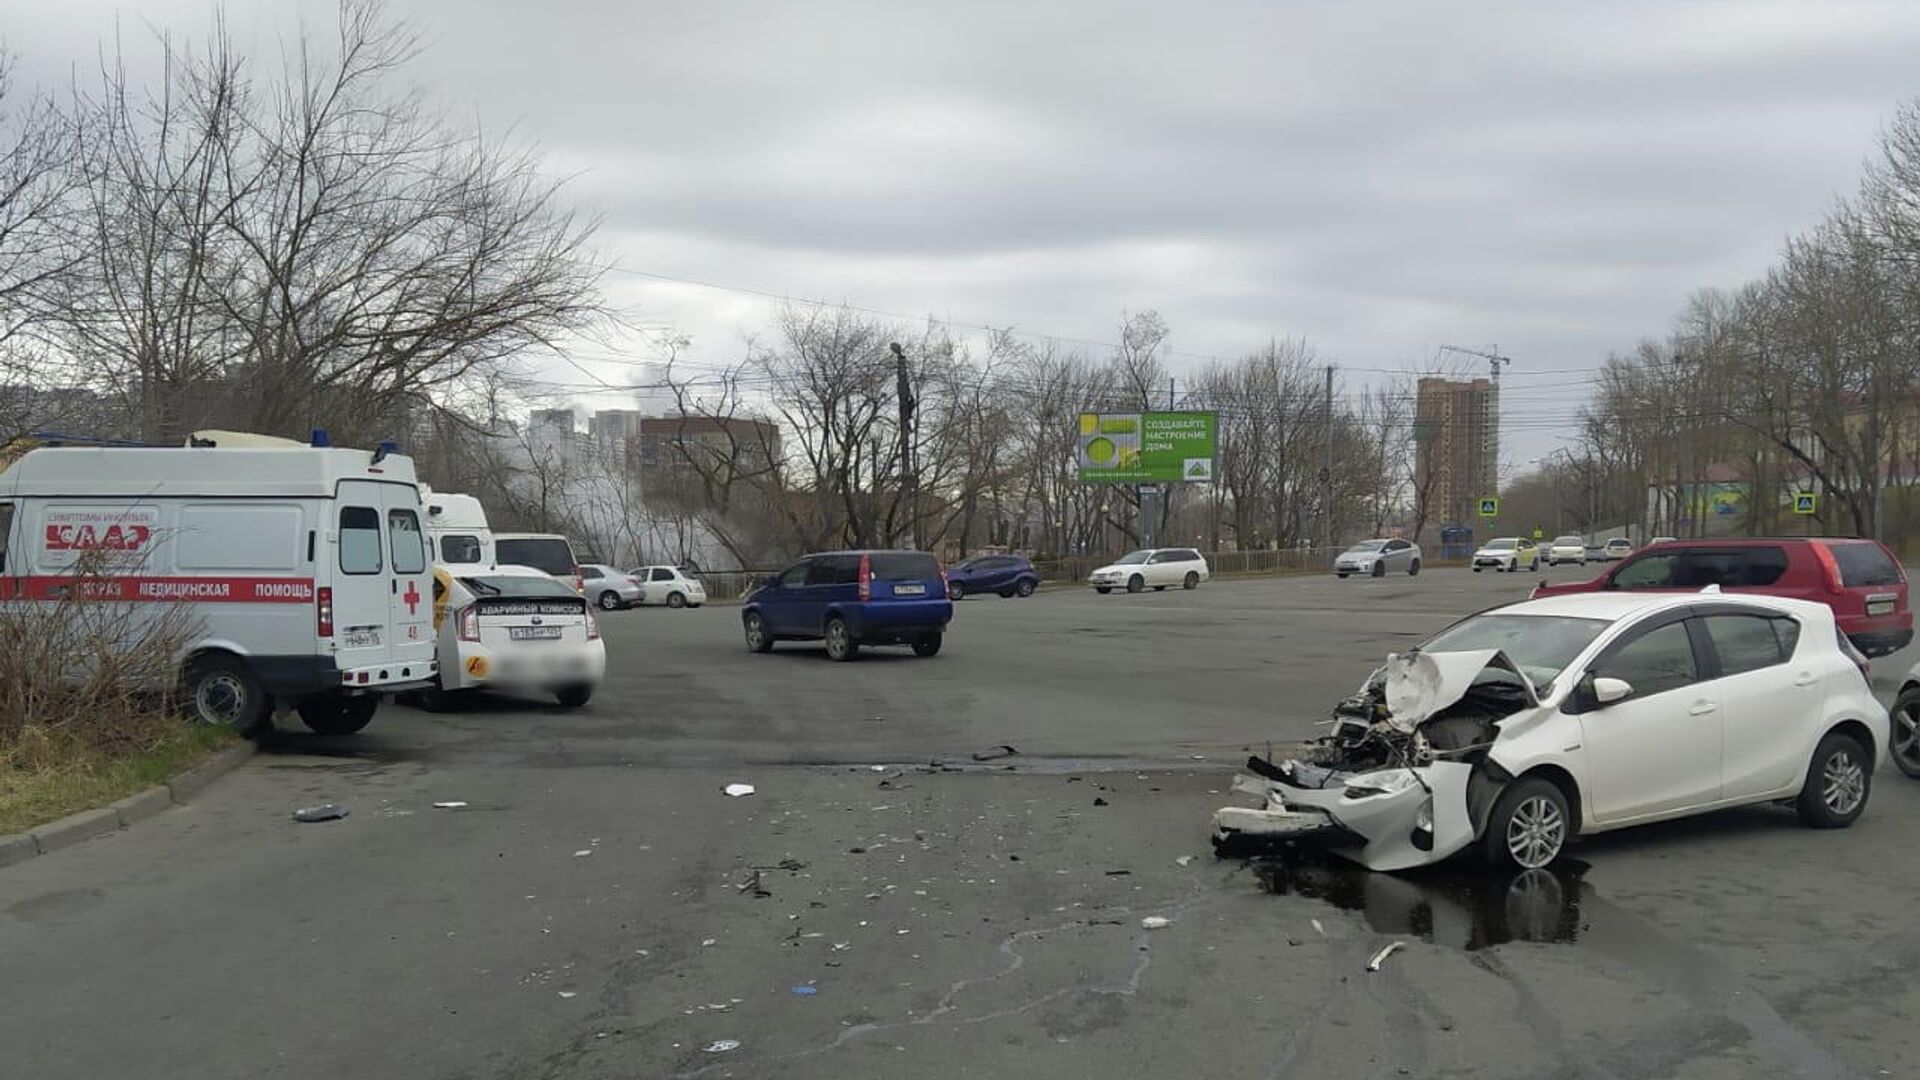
[4,567,1918,1080]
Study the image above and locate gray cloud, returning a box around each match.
[10,0,1920,464]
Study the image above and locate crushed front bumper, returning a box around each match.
[1212,761,1477,872]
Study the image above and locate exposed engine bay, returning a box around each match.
[1213,649,1541,871]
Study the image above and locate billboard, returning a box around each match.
[1076,411,1217,483]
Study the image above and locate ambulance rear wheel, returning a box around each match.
[184,655,271,737]
[296,693,378,735]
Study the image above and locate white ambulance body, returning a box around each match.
[0,439,437,735]
[420,487,495,570]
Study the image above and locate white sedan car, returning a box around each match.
[1087,548,1211,594]
[1214,590,1886,871]
[1334,538,1422,578]
[423,564,605,708]
[1547,535,1588,566]
[628,565,708,608]
[1894,664,1920,778]
[1472,537,1539,573]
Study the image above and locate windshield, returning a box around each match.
[1343,541,1386,554]
[459,575,579,599]
[1420,613,1608,688]
[1484,539,1515,550]
[1112,550,1151,565]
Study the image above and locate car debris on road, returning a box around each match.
[292,804,349,823]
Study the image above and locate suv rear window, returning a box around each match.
[1829,542,1902,587]
[496,538,575,577]
[869,552,940,581]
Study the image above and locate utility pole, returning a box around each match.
[889,342,918,549]
[1322,364,1335,550]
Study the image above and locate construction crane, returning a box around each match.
[1439,345,1512,513]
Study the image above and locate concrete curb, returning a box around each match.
[0,740,256,869]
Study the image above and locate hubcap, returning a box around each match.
[1894,706,1920,767]
[745,618,763,647]
[1822,750,1866,815]
[194,673,246,726]
[1506,795,1565,869]
[828,622,847,652]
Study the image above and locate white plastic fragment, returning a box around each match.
[1367,941,1405,972]
[573,850,593,858]
[701,938,717,947]
[704,1040,741,1054]
[558,991,578,999]
[1141,916,1171,930]
[723,783,756,797]
[1311,918,1325,936]
[1174,855,1194,867]
[432,801,469,809]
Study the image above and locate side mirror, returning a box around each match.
[1591,676,1634,705]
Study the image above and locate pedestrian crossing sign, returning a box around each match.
[1478,497,1499,518]
[1793,492,1817,515]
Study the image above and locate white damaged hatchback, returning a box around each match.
[1214,591,1888,871]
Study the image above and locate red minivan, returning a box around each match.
[1532,537,1912,657]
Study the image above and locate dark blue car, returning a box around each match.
[742,550,953,660]
[946,554,1040,599]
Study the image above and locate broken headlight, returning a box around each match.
[1341,769,1422,799]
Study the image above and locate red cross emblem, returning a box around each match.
[403,580,421,615]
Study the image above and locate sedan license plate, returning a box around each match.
[894,583,926,596]
[510,626,564,641]
[1867,596,1895,616]
[342,627,380,648]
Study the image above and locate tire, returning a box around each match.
[1336,573,1348,579]
[1183,571,1200,590]
[1473,566,1482,573]
[413,679,461,714]
[1371,562,1385,578]
[1408,559,1421,576]
[824,616,858,661]
[949,582,966,600]
[184,655,272,737]
[744,612,774,653]
[1095,586,1112,594]
[296,693,378,736]
[1797,731,1871,827]
[666,591,687,609]
[1016,578,1036,597]
[1481,777,1570,870]
[1153,585,1166,591]
[912,633,943,657]
[1127,575,1145,594]
[1892,687,1920,779]
[555,684,594,708]
[598,590,622,611]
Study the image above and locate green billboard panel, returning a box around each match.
[1076,411,1216,483]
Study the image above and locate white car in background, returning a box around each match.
[1334,538,1422,578]
[421,564,605,709]
[1602,538,1634,561]
[1547,536,1588,566]
[1473,537,1540,573]
[628,565,708,608]
[1894,662,1920,778]
[1087,548,1211,593]
[1214,591,1887,871]
[581,564,646,610]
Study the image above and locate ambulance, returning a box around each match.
[0,432,437,736]
[420,486,495,570]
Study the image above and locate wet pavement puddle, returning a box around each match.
[1252,853,1590,949]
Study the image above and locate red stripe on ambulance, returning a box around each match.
[0,576,317,603]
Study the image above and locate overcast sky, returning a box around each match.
[13,0,1920,468]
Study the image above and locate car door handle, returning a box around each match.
[1689,701,1718,716]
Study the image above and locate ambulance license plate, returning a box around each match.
[510,626,563,641]
[343,628,380,647]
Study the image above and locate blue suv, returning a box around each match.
[946,554,1040,599]
[743,550,953,660]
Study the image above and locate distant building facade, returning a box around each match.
[1414,376,1494,528]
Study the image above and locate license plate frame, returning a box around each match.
[894,583,927,596]
[509,625,564,641]
[342,628,381,648]
[1866,595,1896,617]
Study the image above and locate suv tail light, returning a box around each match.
[1811,543,1845,595]
[857,552,872,602]
[586,610,601,640]
[457,604,480,643]
[940,566,952,598]
[316,586,334,637]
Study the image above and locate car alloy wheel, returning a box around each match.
[1506,794,1566,869]
[744,613,772,653]
[824,617,856,661]
[949,582,966,600]
[1183,571,1199,590]
[1892,689,1920,778]
[1016,578,1036,597]
[1822,747,1867,816]
[598,591,621,610]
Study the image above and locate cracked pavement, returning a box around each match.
[2,568,1916,1079]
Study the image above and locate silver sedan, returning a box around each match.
[580,564,646,610]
